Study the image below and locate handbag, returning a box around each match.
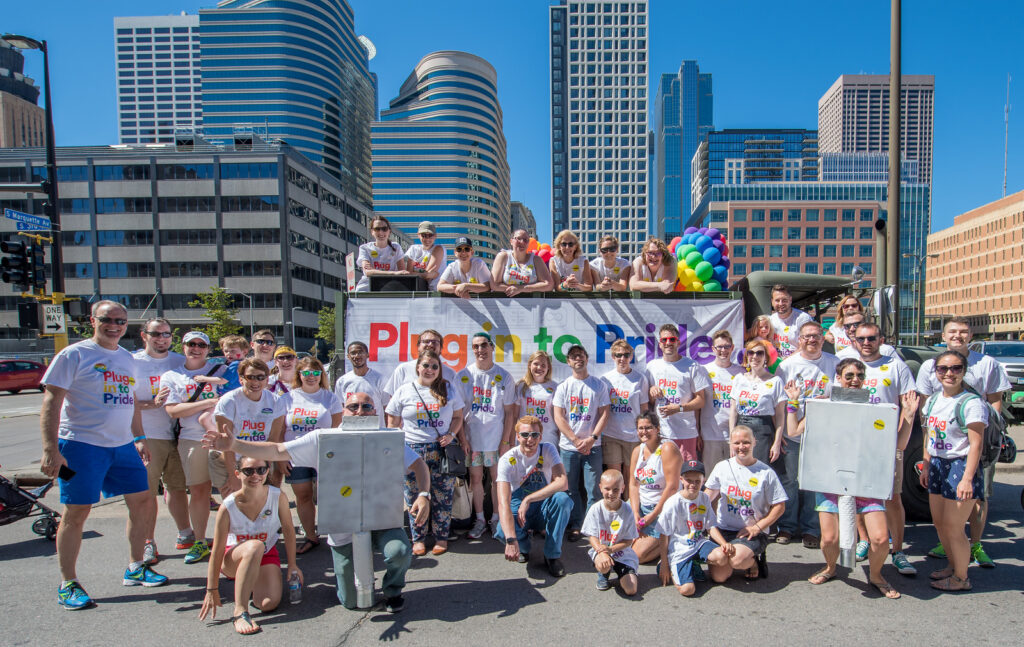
[414,383,468,477]
[171,364,222,443]
[451,478,472,521]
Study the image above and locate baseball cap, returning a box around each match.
[182,331,210,345]
[418,221,436,234]
[682,459,705,475]
[454,236,472,248]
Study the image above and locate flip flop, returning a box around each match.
[232,611,261,635]
[296,537,320,554]
[744,563,759,580]
[870,579,901,599]
[808,569,836,585]
[929,567,954,580]
[930,575,972,592]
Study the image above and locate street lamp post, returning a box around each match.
[290,306,301,349]
[903,252,939,345]
[3,34,66,351]
[225,288,254,339]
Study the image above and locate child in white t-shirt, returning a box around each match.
[581,470,639,594]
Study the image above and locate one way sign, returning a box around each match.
[41,304,66,334]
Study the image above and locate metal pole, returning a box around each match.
[916,257,924,345]
[886,0,902,344]
[41,40,68,352]
[291,306,300,349]
[248,295,254,339]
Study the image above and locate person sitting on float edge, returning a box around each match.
[549,229,593,292]
[490,228,554,296]
[438,236,494,298]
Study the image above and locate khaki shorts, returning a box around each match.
[982,461,996,500]
[146,438,187,495]
[602,437,639,467]
[177,438,211,486]
[891,449,904,499]
[208,449,229,490]
[700,439,731,470]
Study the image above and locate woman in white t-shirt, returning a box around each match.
[385,350,467,556]
[490,229,554,296]
[437,237,493,298]
[627,412,682,563]
[267,346,297,395]
[404,221,446,290]
[199,456,299,636]
[729,340,787,467]
[589,235,632,291]
[355,216,407,292]
[629,237,677,293]
[703,425,787,582]
[824,295,863,352]
[549,229,592,292]
[920,350,989,592]
[514,351,560,447]
[279,357,343,554]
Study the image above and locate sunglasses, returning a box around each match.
[747,349,766,357]
[276,355,296,361]
[243,374,268,381]
[660,337,678,344]
[420,338,441,346]
[145,330,172,338]
[456,247,472,253]
[567,354,586,361]
[935,365,965,375]
[239,466,269,476]
[345,402,375,412]
[600,247,616,253]
[419,232,435,237]
[842,372,866,380]
[420,363,440,370]
[300,370,322,377]
[253,339,275,346]
[854,335,878,343]
[185,342,208,349]
[800,335,823,341]
[612,352,631,358]
[96,316,128,325]
[372,226,390,232]
[518,431,541,439]
[713,344,733,351]
[843,321,864,329]
[559,241,577,247]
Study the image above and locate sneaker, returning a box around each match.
[516,552,528,564]
[927,542,947,559]
[57,581,94,610]
[175,530,196,550]
[891,551,917,576]
[384,595,405,613]
[123,564,169,587]
[467,518,487,540]
[545,557,566,578]
[209,496,219,511]
[489,518,499,537]
[971,542,995,568]
[183,540,210,564]
[855,540,870,562]
[142,540,159,566]
[596,573,611,591]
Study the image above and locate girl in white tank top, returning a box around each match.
[224,485,282,553]
[502,250,537,285]
[635,445,667,509]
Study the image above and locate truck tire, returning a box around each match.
[901,432,931,521]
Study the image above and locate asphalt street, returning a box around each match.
[1,391,1022,646]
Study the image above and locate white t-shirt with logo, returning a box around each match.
[382,359,457,400]
[355,241,405,292]
[280,388,343,442]
[861,355,916,405]
[454,363,516,453]
[404,243,446,290]
[162,362,227,441]
[828,322,853,353]
[923,392,988,460]
[590,256,631,283]
[581,499,640,571]
[656,491,717,567]
[285,431,419,547]
[729,373,786,417]
[700,363,744,442]
[385,381,466,444]
[777,352,839,443]
[600,369,650,442]
[916,351,1011,398]
[334,367,385,424]
[42,340,140,447]
[770,308,814,359]
[550,255,588,290]
[705,458,787,532]
[213,389,286,442]
[439,258,491,288]
[132,349,185,441]
[836,343,898,360]
[496,442,562,492]
[516,381,560,447]
[552,374,611,452]
[644,357,712,440]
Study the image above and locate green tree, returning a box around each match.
[316,305,336,348]
[188,287,242,342]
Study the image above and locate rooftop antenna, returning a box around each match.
[1004,74,1011,198]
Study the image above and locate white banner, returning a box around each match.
[344,297,745,381]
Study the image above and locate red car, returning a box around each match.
[0,359,46,394]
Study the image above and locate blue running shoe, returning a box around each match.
[58,580,94,610]
[123,564,169,587]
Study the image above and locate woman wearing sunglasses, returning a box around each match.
[627,412,682,564]
[490,229,554,296]
[267,346,297,396]
[404,220,446,291]
[438,236,494,298]
[199,456,300,635]
[629,237,677,293]
[729,341,787,469]
[920,351,988,592]
[385,350,467,556]
[549,229,593,292]
[589,235,632,291]
[355,216,408,292]
[824,295,864,353]
[784,358,918,599]
[279,357,343,554]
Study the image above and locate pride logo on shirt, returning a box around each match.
[609,387,632,414]
[657,378,681,403]
[100,366,136,406]
[568,395,592,423]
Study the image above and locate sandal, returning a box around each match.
[930,575,972,592]
[431,542,448,556]
[232,611,261,635]
[808,568,836,585]
[296,537,320,555]
[412,542,427,556]
[870,578,901,599]
[744,563,759,580]
[929,567,954,580]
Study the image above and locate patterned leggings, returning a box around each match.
[404,441,455,542]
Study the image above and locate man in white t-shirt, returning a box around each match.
[495,416,573,578]
[645,323,710,461]
[769,284,814,359]
[455,333,517,539]
[916,317,1010,568]
[599,339,650,479]
[699,330,744,468]
[41,300,167,610]
[334,341,386,423]
[203,391,429,613]
[381,329,456,402]
[834,313,898,360]
[132,317,188,566]
[250,329,276,371]
[777,321,836,546]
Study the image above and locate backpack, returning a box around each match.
[924,387,1008,468]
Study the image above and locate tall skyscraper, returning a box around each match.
[653,60,712,241]
[549,0,649,258]
[371,51,510,260]
[199,0,375,207]
[113,14,202,145]
[0,38,45,147]
[510,201,537,236]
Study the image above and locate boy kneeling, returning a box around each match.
[582,470,639,594]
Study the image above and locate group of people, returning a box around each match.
[38,283,1010,631]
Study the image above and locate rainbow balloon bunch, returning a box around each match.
[668,226,731,292]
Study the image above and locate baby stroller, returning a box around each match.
[0,466,61,539]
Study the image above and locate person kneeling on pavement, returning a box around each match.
[582,470,639,594]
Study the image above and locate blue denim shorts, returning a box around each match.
[58,439,149,505]
[285,465,317,484]
[928,456,984,502]
[814,492,886,514]
[639,502,662,539]
[672,541,717,586]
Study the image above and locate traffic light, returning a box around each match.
[29,243,46,290]
[1,239,31,292]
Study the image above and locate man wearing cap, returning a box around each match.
[438,236,494,298]
[250,329,277,371]
[405,220,446,291]
[162,330,227,565]
[335,341,387,424]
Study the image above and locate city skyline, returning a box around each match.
[3,0,1023,240]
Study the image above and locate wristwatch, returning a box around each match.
[416,491,430,499]
[591,433,600,440]
[505,537,516,545]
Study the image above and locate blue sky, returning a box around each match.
[4,0,1022,238]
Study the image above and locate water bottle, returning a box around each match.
[288,571,301,604]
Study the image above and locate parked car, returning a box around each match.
[0,359,46,394]
[969,340,1024,412]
